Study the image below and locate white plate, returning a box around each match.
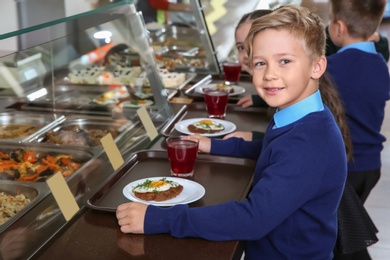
[174,118,237,137]
[134,91,153,99]
[123,177,205,206]
[121,100,154,108]
[92,98,118,105]
[195,83,245,96]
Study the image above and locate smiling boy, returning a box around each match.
[116,6,347,259]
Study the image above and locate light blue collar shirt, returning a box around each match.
[338,41,377,54]
[273,89,324,128]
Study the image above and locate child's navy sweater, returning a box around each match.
[327,49,390,172]
[144,107,347,259]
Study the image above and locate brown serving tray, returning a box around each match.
[86,150,255,212]
[161,103,270,137]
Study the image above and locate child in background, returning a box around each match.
[235,9,272,76]
[328,0,388,211]
[326,26,389,61]
[116,6,347,259]
[232,9,272,141]
[327,0,390,258]
[235,10,270,111]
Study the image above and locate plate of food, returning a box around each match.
[121,100,154,108]
[122,177,205,206]
[174,118,237,137]
[92,97,118,105]
[133,88,154,99]
[195,83,245,96]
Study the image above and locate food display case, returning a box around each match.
[0,0,184,258]
[146,0,221,75]
[0,0,269,258]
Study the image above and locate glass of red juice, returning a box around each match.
[204,90,229,119]
[166,136,199,178]
[223,62,242,84]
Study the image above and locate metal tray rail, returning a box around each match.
[0,111,65,142]
[0,180,51,233]
[183,74,212,95]
[161,105,188,137]
[86,150,256,212]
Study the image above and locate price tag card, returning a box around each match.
[46,172,79,221]
[137,106,158,140]
[101,132,124,170]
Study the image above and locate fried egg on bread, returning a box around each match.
[187,119,225,134]
[132,178,183,201]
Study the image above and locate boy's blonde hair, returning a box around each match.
[330,0,386,40]
[245,5,326,65]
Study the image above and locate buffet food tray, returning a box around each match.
[0,142,94,183]
[24,114,136,156]
[161,103,269,137]
[0,180,50,233]
[18,84,128,116]
[0,111,64,142]
[86,150,255,212]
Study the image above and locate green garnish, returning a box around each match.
[197,123,224,133]
[132,178,177,193]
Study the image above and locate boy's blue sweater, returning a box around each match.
[327,49,390,172]
[145,107,347,259]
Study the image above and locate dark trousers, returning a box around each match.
[333,169,381,260]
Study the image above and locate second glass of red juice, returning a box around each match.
[204,90,229,119]
[223,62,242,85]
[166,136,199,178]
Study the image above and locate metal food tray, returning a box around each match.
[161,103,269,137]
[86,150,255,212]
[19,85,125,116]
[161,72,197,91]
[0,180,50,233]
[0,111,65,142]
[155,45,205,58]
[57,64,196,92]
[25,115,136,156]
[0,142,94,183]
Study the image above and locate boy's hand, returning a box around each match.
[237,95,253,108]
[368,32,380,43]
[116,202,148,234]
[191,134,211,153]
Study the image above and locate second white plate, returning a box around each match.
[174,118,237,137]
[121,100,154,108]
[195,83,245,96]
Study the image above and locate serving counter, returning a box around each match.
[0,1,271,259]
